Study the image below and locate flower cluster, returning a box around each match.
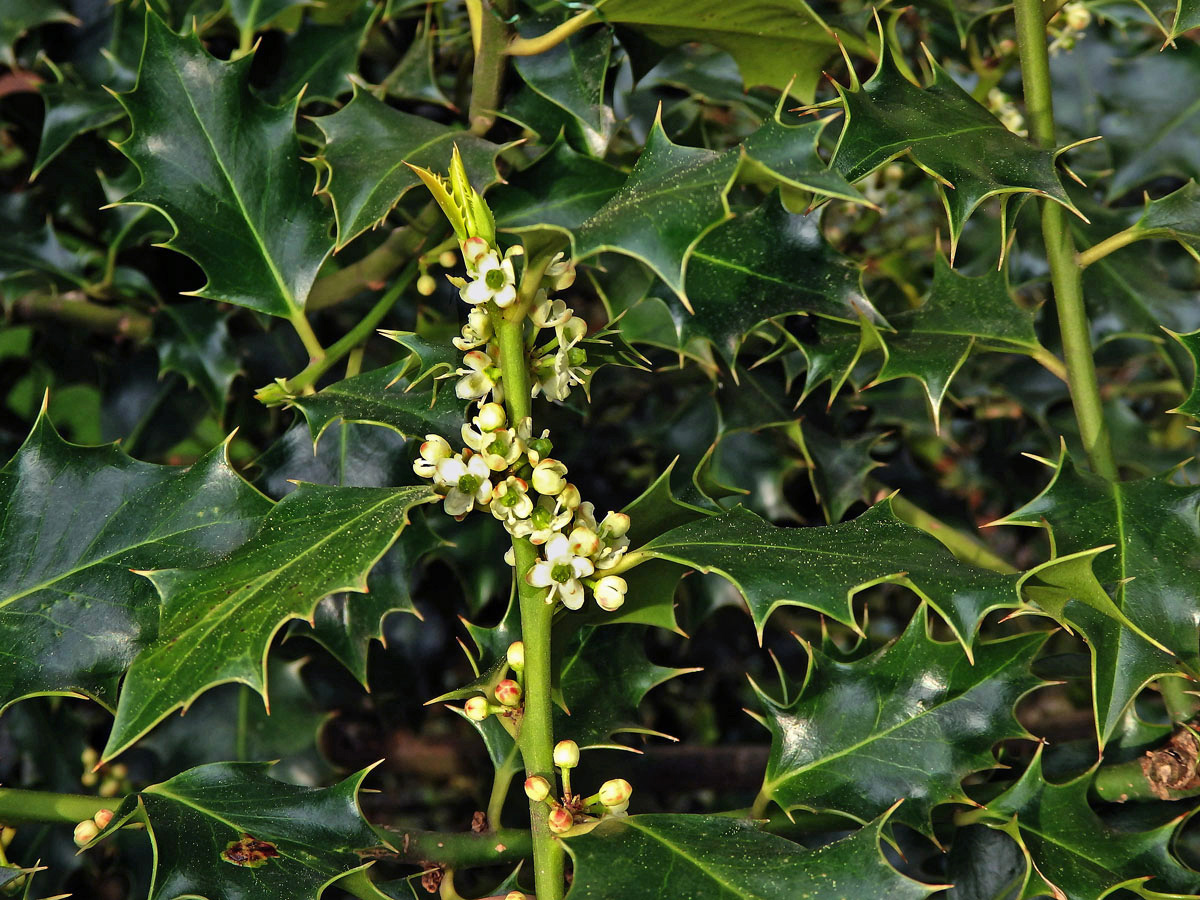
[414,403,630,612]
[1049,1,1090,54]
[524,739,634,835]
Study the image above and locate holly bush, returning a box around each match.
[3,0,1200,898]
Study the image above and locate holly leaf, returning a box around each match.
[977,747,1200,900]
[564,812,937,900]
[0,194,90,292]
[94,762,386,900]
[491,139,627,243]
[1124,180,1200,262]
[1172,0,1200,37]
[33,81,128,177]
[753,608,1047,834]
[832,54,1077,255]
[741,112,865,205]
[554,624,696,747]
[154,302,240,415]
[102,483,438,761]
[676,194,877,368]
[260,2,378,105]
[1169,329,1200,421]
[289,364,469,446]
[111,13,333,317]
[229,0,312,35]
[313,86,505,248]
[640,497,1021,650]
[874,254,1042,429]
[574,119,739,310]
[0,410,270,714]
[381,17,453,108]
[794,422,884,523]
[995,450,1200,744]
[512,20,616,157]
[594,0,871,103]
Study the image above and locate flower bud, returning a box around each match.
[559,484,582,509]
[93,809,114,829]
[504,893,527,900]
[476,402,507,432]
[594,575,628,612]
[464,696,491,721]
[553,739,580,768]
[417,274,437,296]
[598,778,633,808]
[547,806,574,834]
[601,511,631,539]
[568,526,600,558]
[507,641,525,670]
[73,819,101,847]
[439,250,458,268]
[495,679,522,707]
[531,459,568,496]
[524,775,551,802]
[462,236,490,267]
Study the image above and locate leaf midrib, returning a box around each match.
[623,819,772,900]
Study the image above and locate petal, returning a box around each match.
[444,490,473,517]
[571,557,595,579]
[492,285,517,308]
[526,564,554,588]
[545,533,570,561]
[436,458,466,482]
[559,580,585,610]
[464,279,494,304]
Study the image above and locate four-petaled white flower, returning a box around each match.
[531,291,573,329]
[434,454,493,518]
[526,534,595,609]
[456,350,499,401]
[492,476,534,527]
[453,308,493,351]
[461,250,517,308]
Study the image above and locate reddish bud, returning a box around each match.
[464,696,490,721]
[547,806,574,834]
[93,809,114,829]
[495,679,522,707]
[73,819,100,847]
[598,778,633,808]
[524,776,551,802]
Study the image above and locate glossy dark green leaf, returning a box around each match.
[554,624,695,747]
[1126,180,1200,262]
[1170,329,1200,420]
[574,119,738,309]
[678,195,876,367]
[564,812,936,900]
[741,114,865,205]
[0,412,270,713]
[380,17,452,107]
[875,255,1042,428]
[794,319,880,403]
[594,0,867,102]
[112,13,333,316]
[754,608,1046,833]
[0,194,90,291]
[154,303,240,414]
[1173,0,1200,36]
[290,364,468,446]
[229,0,311,34]
[794,423,883,523]
[513,22,615,157]
[946,825,1026,900]
[95,762,385,900]
[260,2,377,104]
[641,497,1021,649]
[33,82,127,177]
[996,450,1200,743]
[491,139,626,243]
[313,87,505,248]
[832,55,1076,253]
[976,748,1200,900]
[103,483,437,761]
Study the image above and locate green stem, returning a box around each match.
[1075,225,1144,269]
[495,257,565,900]
[467,0,513,135]
[506,8,599,56]
[0,790,116,825]
[1013,0,1118,481]
[487,746,522,830]
[369,825,533,866]
[257,262,417,405]
[1091,757,1200,803]
[289,309,327,363]
[13,292,152,340]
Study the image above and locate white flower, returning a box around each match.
[434,454,493,517]
[455,350,499,401]
[413,434,452,479]
[546,252,576,290]
[593,575,628,612]
[453,308,493,351]
[526,534,594,609]
[463,424,524,471]
[516,418,553,464]
[557,316,586,350]
[511,495,574,545]
[492,476,534,526]
[462,237,490,271]
[530,291,573,329]
[460,250,517,308]
[531,459,568,496]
